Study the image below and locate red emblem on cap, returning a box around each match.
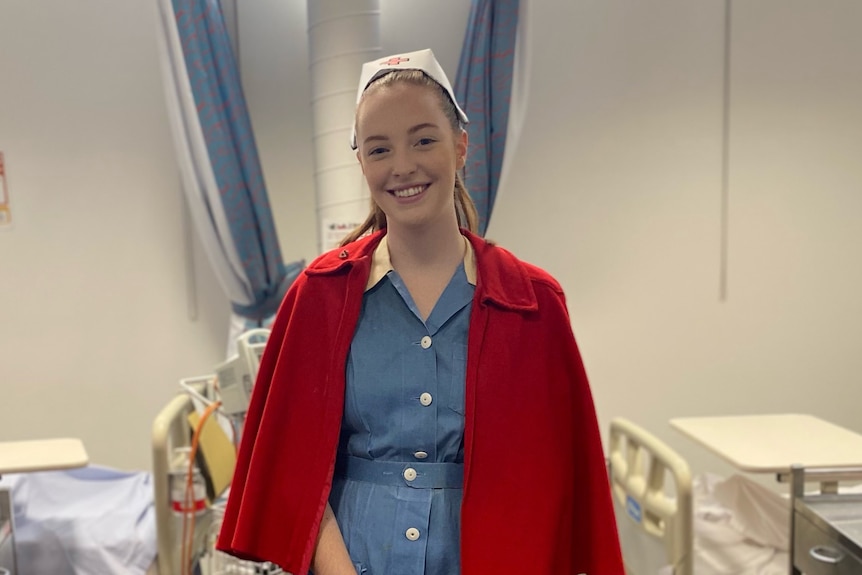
[381,57,410,66]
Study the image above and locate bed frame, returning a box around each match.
[608,417,694,575]
[151,392,196,575]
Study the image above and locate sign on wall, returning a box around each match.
[0,152,10,227]
[321,219,363,253]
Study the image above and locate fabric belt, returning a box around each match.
[335,455,463,489]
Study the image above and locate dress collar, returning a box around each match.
[366,234,477,291]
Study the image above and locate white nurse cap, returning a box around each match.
[350,48,469,150]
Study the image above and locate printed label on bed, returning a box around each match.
[625,495,642,523]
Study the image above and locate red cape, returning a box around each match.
[218,230,623,574]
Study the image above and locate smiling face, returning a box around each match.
[355,80,467,235]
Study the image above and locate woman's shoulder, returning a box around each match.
[303,230,385,274]
[469,233,564,295]
[465,233,568,317]
[275,232,385,319]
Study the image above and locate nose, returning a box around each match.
[390,148,417,177]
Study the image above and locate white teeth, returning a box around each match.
[393,185,425,198]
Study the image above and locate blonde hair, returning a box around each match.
[341,70,478,246]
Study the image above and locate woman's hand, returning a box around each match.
[311,502,357,575]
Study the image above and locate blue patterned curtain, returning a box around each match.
[158,0,302,323]
[454,0,520,236]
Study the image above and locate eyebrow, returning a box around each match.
[361,123,442,146]
[408,122,440,134]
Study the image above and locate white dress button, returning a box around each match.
[414,451,428,459]
[403,467,417,481]
[420,336,432,349]
[419,392,433,406]
[405,527,420,541]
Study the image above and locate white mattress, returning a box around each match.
[0,465,157,575]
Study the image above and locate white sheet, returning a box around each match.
[692,473,788,575]
[0,465,157,575]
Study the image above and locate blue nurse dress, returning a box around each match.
[328,259,474,575]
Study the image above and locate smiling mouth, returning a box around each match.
[390,185,428,198]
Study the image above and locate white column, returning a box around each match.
[307,0,380,253]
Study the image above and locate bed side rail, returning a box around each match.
[609,417,693,575]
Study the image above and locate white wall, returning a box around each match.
[2,0,861,481]
[0,1,230,470]
[490,0,862,478]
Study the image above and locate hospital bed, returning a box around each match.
[608,417,789,575]
[609,417,694,574]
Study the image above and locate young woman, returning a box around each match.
[218,49,624,575]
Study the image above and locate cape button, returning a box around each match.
[338,249,349,259]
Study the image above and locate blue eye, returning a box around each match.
[368,147,388,156]
[416,137,436,147]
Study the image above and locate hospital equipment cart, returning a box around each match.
[790,465,862,574]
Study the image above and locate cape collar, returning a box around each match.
[306,229,538,312]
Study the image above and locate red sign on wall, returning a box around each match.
[0,152,10,226]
